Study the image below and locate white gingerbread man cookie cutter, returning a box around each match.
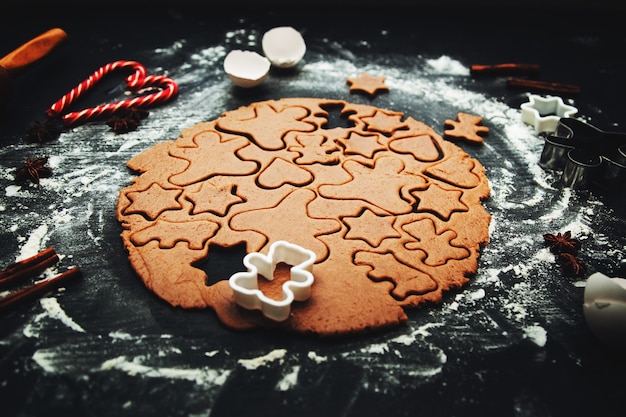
[229,240,316,321]
[520,94,578,134]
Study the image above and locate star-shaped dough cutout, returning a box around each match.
[338,131,386,159]
[343,208,401,247]
[124,183,183,220]
[346,72,389,96]
[412,183,468,220]
[520,94,578,133]
[361,110,407,135]
[185,180,244,216]
[444,113,489,143]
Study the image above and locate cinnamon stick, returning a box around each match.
[507,77,580,95]
[0,247,59,289]
[470,63,540,76]
[0,266,82,313]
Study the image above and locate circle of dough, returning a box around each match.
[116,98,491,337]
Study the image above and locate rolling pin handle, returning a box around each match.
[0,28,68,75]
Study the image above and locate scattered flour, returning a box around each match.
[425,55,470,75]
[25,297,85,334]
[39,297,85,332]
[109,331,134,340]
[307,351,328,363]
[238,348,287,370]
[100,355,231,385]
[276,365,300,391]
[361,343,389,355]
[16,224,49,261]
[523,324,548,347]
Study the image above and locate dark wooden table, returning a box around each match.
[1,3,625,416]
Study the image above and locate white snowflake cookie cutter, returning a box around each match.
[229,240,316,321]
[520,94,578,134]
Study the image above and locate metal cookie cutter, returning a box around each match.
[521,94,577,134]
[229,240,316,321]
[539,117,626,191]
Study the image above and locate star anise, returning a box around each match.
[559,252,585,276]
[125,106,150,122]
[15,156,53,185]
[543,231,581,255]
[106,115,140,133]
[27,118,63,143]
[106,107,150,134]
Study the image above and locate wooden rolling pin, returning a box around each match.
[0,28,67,107]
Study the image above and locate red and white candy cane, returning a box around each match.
[45,60,178,127]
